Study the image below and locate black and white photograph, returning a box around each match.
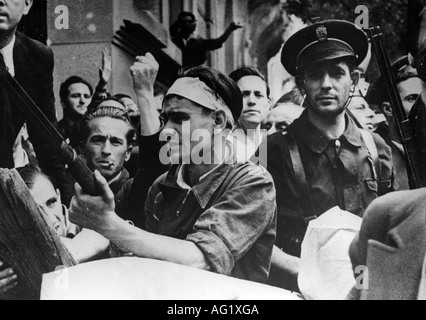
[0,0,425,304]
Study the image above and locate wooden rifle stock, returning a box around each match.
[367,27,420,189]
[0,57,98,195]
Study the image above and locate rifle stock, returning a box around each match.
[368,26,420,189]
[0,57,98,196]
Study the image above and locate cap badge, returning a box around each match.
[316,25,328,42]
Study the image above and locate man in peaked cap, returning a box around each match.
[262,20,396,292]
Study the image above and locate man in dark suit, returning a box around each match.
[0,0,71,203]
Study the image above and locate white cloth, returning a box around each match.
[166,77,235,127]
[298,207,363,300]
[0,35,16,77]
[41,258,303,300]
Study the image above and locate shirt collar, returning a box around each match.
[293,109,363,154]
[164,142,236,209]
[176,144,231,190]
[0,35,16,77]
[108,170,123,186]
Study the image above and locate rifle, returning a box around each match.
[367,26,419,189]
[0,56,98,196]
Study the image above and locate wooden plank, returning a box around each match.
[0,169,77,300]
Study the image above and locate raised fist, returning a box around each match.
[130,53,160,94]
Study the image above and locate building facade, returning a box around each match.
[18,0,299,117]
[34,0,250,118]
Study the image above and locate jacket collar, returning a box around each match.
[109,168,130,194]
[292,109,364,154]
[13,32,33,77]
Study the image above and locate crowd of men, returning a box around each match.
[1,0,426,300]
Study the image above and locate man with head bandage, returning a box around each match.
[70,64,277,284]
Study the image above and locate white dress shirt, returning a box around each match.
[0,35,16,77]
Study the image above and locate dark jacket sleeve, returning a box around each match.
[15,34,74,205]
[189,38,223,51]
[115,132,169,228]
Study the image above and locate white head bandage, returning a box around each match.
[166,77,235,127]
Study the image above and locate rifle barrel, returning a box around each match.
[368,27,420,189]
[0,59,98,195]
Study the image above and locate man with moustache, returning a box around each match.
[264,20,396,291]
[0,0,70,198]
[80,99,134,196]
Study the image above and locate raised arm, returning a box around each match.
[218,22,243,44]
[130,53,162,136]
[93,48,112,101]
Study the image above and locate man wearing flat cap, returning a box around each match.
[263,20,396,291]
[69,60,277,284]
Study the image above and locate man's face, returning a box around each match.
[84,117,132,182]
[347,96,377,132]
[397,77,423,116]
[237,75,270,129]
[30,175,67,237]
[181,16,197,34]
[263,103,304,136]
[162,97,215,164]
[301,61,354,119]
[64,83,92,116]
[0,0,33,33]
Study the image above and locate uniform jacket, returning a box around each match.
[409,97,426,187]
[265,110,396,257]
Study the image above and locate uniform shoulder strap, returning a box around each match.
[359,129,378,163]
[285,131,317,224]
[359,129,380,178]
